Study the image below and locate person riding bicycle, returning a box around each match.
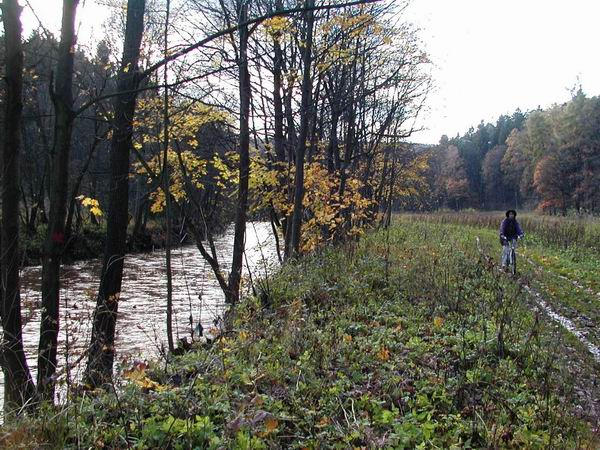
[499,210,524,269]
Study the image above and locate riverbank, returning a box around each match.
[2,220,597,448]
[21,222,181,266]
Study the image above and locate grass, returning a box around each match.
[407,211,600,349]
[1,219,597,448]
[422,210,600,252]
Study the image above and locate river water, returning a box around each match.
[6,222,278,405]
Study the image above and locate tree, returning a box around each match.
[481,145,508,209]
[85,0,147,388]
[502,128,531,208]
[533,155,569,214]
[227,0,251,305]
[38,0,80,402]
[442,145,471,210]
[160,0,175,352]
[288,0,315,258]
[1,0,37,414]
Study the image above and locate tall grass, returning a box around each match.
[407,211,600,251]
[2,220,596,448]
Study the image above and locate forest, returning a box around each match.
[1,0,599,447]
[1,0,430,415]
[423,90,600,214]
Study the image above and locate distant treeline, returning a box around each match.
[422,89,600,214]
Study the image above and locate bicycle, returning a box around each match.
[501,235,521,276]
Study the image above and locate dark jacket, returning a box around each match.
[499,218,524,240]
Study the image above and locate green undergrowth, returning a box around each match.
[522,247,600,295]
[420,211,600,293]
[21,220,175,266]
[407,212,600,342]
[22,223,107,266]
[2,222,596,448]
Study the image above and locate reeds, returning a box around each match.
[406,211,600,251]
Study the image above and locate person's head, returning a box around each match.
[505,210,517,219]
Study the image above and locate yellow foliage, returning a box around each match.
[134,99,231,147]
[132,98,235,213]
[320,13,375,35]
[123,365,166,392]
[264,418,278,433]
[262,16,294,43]
[368,146,431,208]
[317,417,331,427]
[250,159,374,253]
[77,196,103,218]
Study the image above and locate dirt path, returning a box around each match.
[477,237,600,362]
[522,256,600,346]
[523,284,600,429]
[476,237,600,429]
[520,283,600,363]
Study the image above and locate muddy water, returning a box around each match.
[7,222,278,404]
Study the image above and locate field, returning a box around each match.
[411,212,600,349]
[2,216,599,448]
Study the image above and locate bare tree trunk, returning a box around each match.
[338,43,359,200]
[272,0,286,163]
[130,178,149,243]
[288,0,315,257]
[162,0,174,352]
[1,0,37,415]
[27,105,52,234]
[85,0,146,388]
[65,130,102,242]
[227,0,251,305]
[37,0,80,402]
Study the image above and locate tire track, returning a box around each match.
[523,254,600,298]
[521,284,600,364]
[476,237,600,364]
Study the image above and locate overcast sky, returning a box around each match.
[405,0,600,143]
[20,0,600,144]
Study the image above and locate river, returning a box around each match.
[5,222,278,406]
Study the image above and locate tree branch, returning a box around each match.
[141,0,382,81]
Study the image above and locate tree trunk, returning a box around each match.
[28,105,52,234]
[327,112,339,173]
[38,0,80,402]
[226,1,251,305]
[288,0,315,257]
[272,0,286,163]
[85,0,146,388]
[162,0,174,352]
[65,131,101,242]
[130,179,149,243]
[338,45,359,200]
[1,0,37,415]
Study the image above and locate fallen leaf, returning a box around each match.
[265,417,278,433]
[377,347,390,361]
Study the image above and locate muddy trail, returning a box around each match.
[476,238,600,429]
[520,282,600,428]
[522,256,600,348]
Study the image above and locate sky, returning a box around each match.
[21,0,110,53]
[404,0,600,143]
[19,0,600,144]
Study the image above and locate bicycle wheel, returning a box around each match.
[511,248,516,275]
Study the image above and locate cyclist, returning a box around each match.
[499,209,524,270]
